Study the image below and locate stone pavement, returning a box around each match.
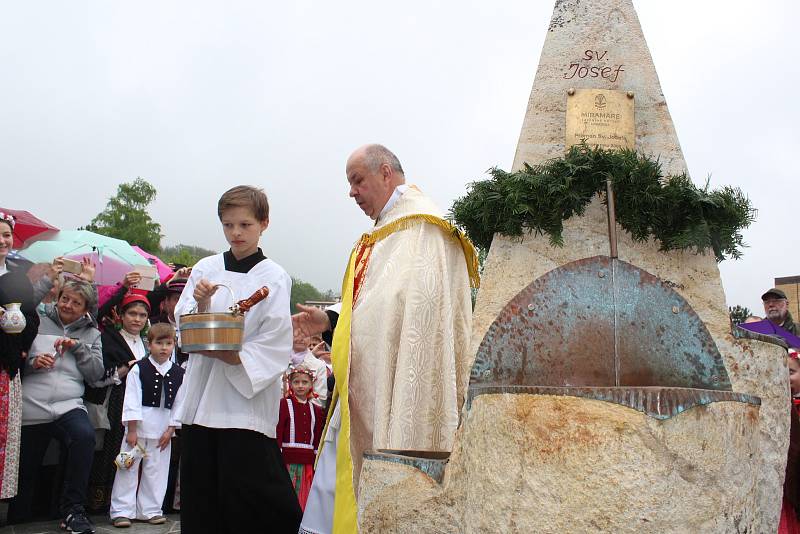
[0,515,180,534]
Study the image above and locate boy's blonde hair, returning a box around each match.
[148,322,176,343]
[217,185,269,222]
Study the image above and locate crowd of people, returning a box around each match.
[0,145,460,534]
[0,144,798,534]
[0,222,197,532]
[0,181,346,533]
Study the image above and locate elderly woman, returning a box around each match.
[0,212,40,500]
[8,279,104,534]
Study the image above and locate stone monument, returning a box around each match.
[357,1,789,532]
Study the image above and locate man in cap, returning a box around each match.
[762,288,798,336]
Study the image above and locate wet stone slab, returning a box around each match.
[0,515,180,534]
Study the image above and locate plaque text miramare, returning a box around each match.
[566,89,635,151]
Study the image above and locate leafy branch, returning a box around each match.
[449,145,755,262]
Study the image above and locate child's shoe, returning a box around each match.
[111,517,131,528]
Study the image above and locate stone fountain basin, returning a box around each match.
[360,389,761,534]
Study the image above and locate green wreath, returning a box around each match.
[448,145,755,262]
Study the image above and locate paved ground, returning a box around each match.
[0,515,180,534]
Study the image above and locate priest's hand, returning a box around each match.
[198,350,241,365]
[193,279,218,312]
[292,304,331,337]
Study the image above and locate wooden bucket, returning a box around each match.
[179,312,244,352]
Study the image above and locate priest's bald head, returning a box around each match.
[346,144,406,220]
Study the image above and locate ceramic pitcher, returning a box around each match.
[0,303,26,334]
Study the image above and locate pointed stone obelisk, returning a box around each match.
[468,3,787,532]
[357,2,787,532]
[512,0,686,175]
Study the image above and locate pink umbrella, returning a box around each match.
[131,246,174,283]
[97,284,123,310]
[60,252,138,287]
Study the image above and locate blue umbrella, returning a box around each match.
[18,230,144,285]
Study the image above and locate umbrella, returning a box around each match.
[0,207,59,249]
[738,319,800,349]
[131,246,173,283]
[6,250,34,273]
[18,230,146,286]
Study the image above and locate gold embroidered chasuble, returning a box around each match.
[325,186,479,533]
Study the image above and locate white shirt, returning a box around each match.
[122,356,184,439]
[119,328,147,361]
[377,184,409,221]
[0,263,8,277]
[174,253,293,438]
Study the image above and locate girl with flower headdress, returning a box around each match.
[276,365,324,510]
[780,348,800,534]
[0,212,40,500]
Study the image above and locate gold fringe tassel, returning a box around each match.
[361,214,481,289]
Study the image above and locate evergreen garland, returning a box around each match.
[449,145,755,262]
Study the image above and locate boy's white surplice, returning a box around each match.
[174,254,293,437]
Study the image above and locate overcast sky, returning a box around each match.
[1,1,797,314]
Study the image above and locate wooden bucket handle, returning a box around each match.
[188,283,236,314]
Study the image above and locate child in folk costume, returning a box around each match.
[276,365,324,510]
[110,323,185,527]
[174,186,302,533]
[780,348,800,534]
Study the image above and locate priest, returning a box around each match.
[295,144,479,534]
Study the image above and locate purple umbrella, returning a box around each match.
[738,319,800,349]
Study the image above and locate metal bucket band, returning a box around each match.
[180,321,244,331]
[182,343,243,352]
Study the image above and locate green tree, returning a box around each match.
[161,244,217,267]
[290,278,326,313]
[729,305,751,325]
[84,178,162,253]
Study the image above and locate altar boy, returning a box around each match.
[174,186,302,533]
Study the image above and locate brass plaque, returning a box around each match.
[566,89,634,150]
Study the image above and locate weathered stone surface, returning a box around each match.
[361,395,761,533]
[468,208,789,532]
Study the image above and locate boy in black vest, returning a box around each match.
[109,323,185,527]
